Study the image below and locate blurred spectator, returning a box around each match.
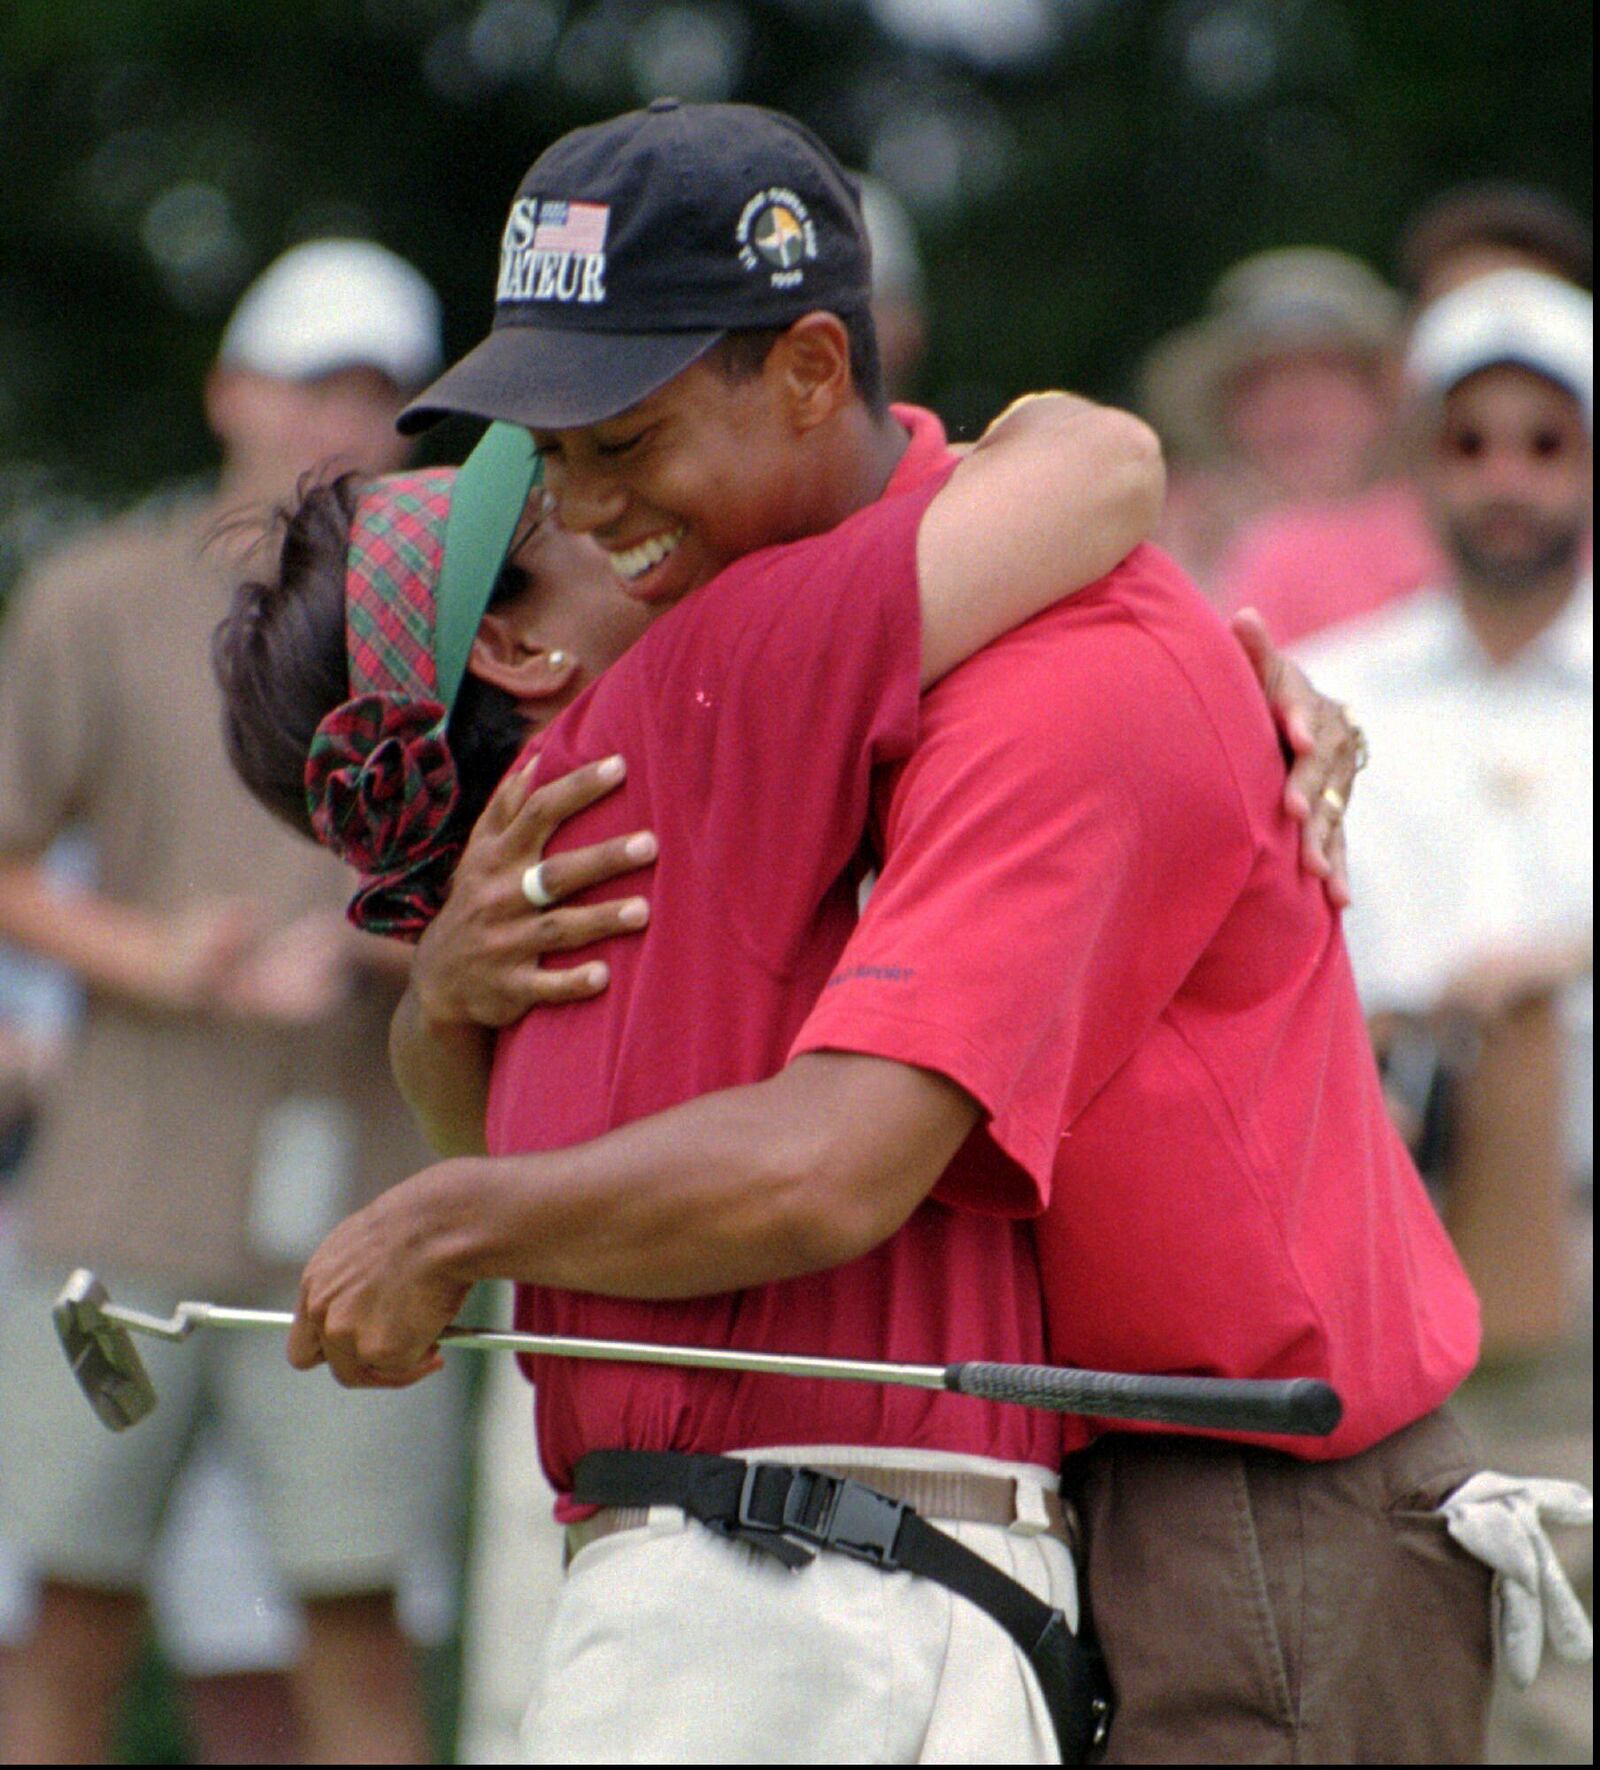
[1300,270,1592,1355]
[1398,181,1594,308]
[0,1017,53,1180]
[856,174,930,401]
[1301,265,1594,1765]
[1139,248,1433,608]
[144,1428,459,1765]
[1136,324,1266,598]
[1202,249,1404,505]
[0,240,464,1765]
[0,838,92,1189]
[0,846,391,1766]
[1184,248,1446,638]
[0,846,86,1725]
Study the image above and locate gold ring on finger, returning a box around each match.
[1321,785,1347,818]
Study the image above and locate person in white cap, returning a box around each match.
[0,240,460,1764]
[1300,268,1592,1161]
[1298,273,1594,1758]
[218,238,444,392]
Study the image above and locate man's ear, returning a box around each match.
[768,313,854,434]
[467,609,582,708]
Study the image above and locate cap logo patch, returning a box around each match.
[737,187,817,291]
[498,198,611,307]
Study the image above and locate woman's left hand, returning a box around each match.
[1231,607,1366,908]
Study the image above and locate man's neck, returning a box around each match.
[1456,567,1583,668]
[789,406,911,538]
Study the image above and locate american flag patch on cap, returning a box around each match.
[533,200,611,256]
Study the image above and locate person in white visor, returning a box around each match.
[1300,273,1595,1759]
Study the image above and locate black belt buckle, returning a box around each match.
[779,1469,908,1569]
[715,1464,816,1570]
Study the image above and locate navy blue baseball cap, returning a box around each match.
[400,100,873,434]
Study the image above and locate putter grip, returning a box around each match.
[946,1363,1342,1438]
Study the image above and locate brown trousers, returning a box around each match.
[1065,1407,1494,1764]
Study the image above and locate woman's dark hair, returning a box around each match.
[1398,183,1593,298]
[709,309,889,416]
[213,473,532,847]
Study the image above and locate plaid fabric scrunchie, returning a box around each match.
[305,470,464,940]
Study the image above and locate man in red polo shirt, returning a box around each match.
[788,540,1490,1761]
[286,107,1497,1763]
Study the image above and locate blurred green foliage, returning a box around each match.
[0,0,1591,574]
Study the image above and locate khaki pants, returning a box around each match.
[457,1358,568,1763]
[521,1452,1077,1765]
[1068,1406,1494,1764]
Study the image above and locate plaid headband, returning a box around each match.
[305,469,465,941]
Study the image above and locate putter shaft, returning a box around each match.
[101,1300,951,1390]
[62,1272,1340,1438]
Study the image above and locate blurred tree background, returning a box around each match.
[0,0,1591,596]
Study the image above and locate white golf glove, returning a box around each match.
[1438,1471,1593,1688]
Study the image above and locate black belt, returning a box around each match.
[573,1450,1113,1764]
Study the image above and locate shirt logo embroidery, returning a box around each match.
[498,198,611,306]
[826,964,915,989]
[737,187,817,291]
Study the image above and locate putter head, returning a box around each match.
[52,1269,159,1433]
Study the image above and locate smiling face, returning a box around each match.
[502,501,659,682]
[532,321,854,610]
[457,498,659,743]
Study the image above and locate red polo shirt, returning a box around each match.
[487,409,1059,1509]
[793,543,1480,1459]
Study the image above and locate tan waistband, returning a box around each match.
[565,1460,1077,1563]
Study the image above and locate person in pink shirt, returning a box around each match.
[1141,247,1435,621]
[228,405,1143,1758]
[1214,188,1593,646]
[216,103,1388,1760]
[1218,474,1444,645]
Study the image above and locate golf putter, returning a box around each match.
[54,1268,1343,1439]
[54,1271,162,1432]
